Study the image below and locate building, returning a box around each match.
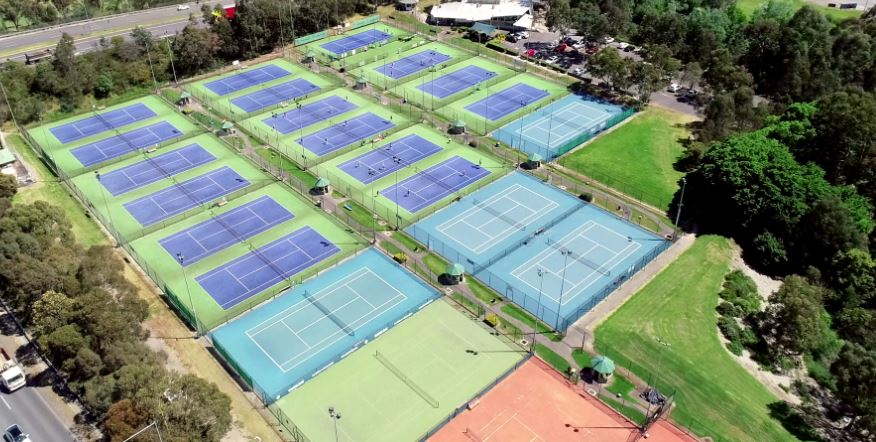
[428,0,534,30]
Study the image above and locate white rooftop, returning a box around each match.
[430,0,532,23]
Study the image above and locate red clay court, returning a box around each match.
[429,358,697,442]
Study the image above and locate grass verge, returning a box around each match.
[501,303,562,342]
[468,276,500,304]
[535,343,571,374]
[594,235,795,442]
[391,231,421,251]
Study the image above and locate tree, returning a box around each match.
[52,33,77,80]
[171,25,219,76]
[680,61,703,89]
[41,323,87,365]
[588,48,630,91]
[0,174,16,199]
[760,275,830,364]
[832,343,876,435]
[104,399,150,442]
[31,290,76,338]
[546,0,576,38]
[793,196,869,271]
[630,61,663,105]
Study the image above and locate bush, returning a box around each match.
[719,270,762,316]
[717,301,742,317]
[484,313,499,327]
[580,192,593,202]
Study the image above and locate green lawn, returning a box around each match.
[559,105,694,211]
[535,343,571,374]
[8,134,108,247]
[736,0,861,20]
[501,303,562,342]
[594,235,796,442]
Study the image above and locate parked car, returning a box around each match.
[572,67,585,77]
[516,31,529,39]
[667,83,681,93]
[176,4,190,10]
[506,34,518,43]
[617,42,630,50]
[602,36,615,44]
[3,425,30,442]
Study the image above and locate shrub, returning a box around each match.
[484,313,499,328]
[719,270,762,316]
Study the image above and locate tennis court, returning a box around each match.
[493,94,628,158]
[211,249,439,401]
[97,143,216,196]
[230,78,321,113]
[465,83,550,121]
[70,121,185,167]
[337,134,443,185]
[382,156,490,213]
[406,173,581,271]
[375,50,452,79]
[416,65,497,99]
[50,102,156,144]
[123,166,250,226]
[430,358,696,442]
[205,64,291,96]
[297,112,395,157]
[321,29,392,55]
[159,196,294,266]
[262,95,358,135]
[273,299,525,442]
[195,226,340,309]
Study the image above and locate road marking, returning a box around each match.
[2,396,11,410]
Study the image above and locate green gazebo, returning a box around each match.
[304,50,317,63]
[449,119,466,135]
[354,74,368,90]
[220,121,235,135]
[313,177,331,195]
[591,355,615,382]
[178,91,192,106]
[445,262,465,284]
[527,152,543,169]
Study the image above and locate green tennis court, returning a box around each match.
[437,73,567,135]
[69,133,269,240]
[127,182,364,330]
[309,124,509,227]
[303,23,410,68]
[26,96,199,177]
[393,57,517,111]
[354,41,470,92]
[273,299,526,442]
[185,58,335,120]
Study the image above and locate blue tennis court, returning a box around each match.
[230,79,321,113]
[210,249,439,401]
[159,196,295,266]
[124,166,250,226]
[97,144,215,196]
[204,64,291,96]
[416,65,498,99]
[262,96,358,135]
[375,50,452,80]
[51,103,156,144]
[337,134,443,185]
[71,121,184,167]
[321,29,392,55]
[493,94,628,158]
[383,156,490,213]
[297,112,395,157]
[465,83,550,121]
[196,226,340,309]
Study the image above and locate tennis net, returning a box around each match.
[471,198,527,232]
[367,142,463,196]
[303,290,355,336]
[374,350,439,408]
[544,238,611,276]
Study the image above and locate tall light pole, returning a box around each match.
[328,406,341,442]
[94,171,117,246]
[371,190,379,244]
[555,249,571,330]
[164,31,178,85]
[177,253,200,336]
[672,177,686,241]
[533,267,545,354]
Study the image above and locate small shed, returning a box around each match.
[469,22,496,39]
[445,262,465,284]
[220,121,235,135]
[396,0,417,11]
[303,50,317,63]
[354,75,368,90]
[313,177,331,195]
[449,119,466,135]
[178,91,192,106]
[527,152,543,169]
[0,148,15,168]
[591,354,615,383]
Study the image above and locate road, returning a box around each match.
[0,385,75,441]
[0,1,203,62]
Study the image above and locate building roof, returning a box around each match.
[470,22,496,36]
[430,0,532,23]
[0,148,15,166]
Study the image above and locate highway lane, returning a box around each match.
[0,1,203,61]
[0,384,76,441]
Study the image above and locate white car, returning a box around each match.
[177,4,190,10]
[602,36,615,44]
[617,42,630,50]
[668,83,680,93]
[3,425,30,442]
[517,31,529,39]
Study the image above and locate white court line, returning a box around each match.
[516,102,614,147]
[435,184,559,254]
[245,267,408,372]
[509,221,641,306]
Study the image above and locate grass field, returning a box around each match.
[310,124,509,225]
[274,299,525,442]
[594,236,796,442]
[127,182,364,330]
[736,0,861,20]
[185,59,337,120]
[26,95,200,177]
[392,57,517,111]
[559,105,694,211]
[437,73,568,135]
